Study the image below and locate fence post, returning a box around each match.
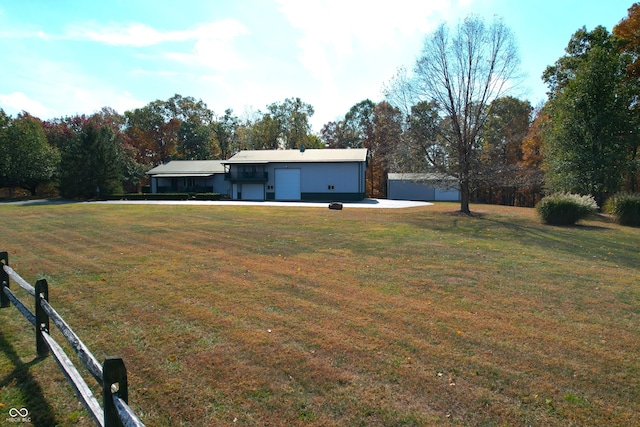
[35,279,50,357]
[103,356,128,427]
[0,252,9,308]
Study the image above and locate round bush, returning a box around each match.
[536,193,598,225]
[605,192,640,226]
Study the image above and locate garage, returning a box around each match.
[240,183,265,200]
[275,169,301,200]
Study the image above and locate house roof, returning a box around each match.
[388,173,458,183]
[146,160,225,177]
[223,148,368,164]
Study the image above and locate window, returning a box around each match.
[328,185,335,190]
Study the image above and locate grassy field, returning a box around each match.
[0,201,638,426]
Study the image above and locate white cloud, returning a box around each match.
[65,21,183,47]
[64,19,251,72]
[163,21,251,71]
[275,0,461,87]
[0,92,52,117]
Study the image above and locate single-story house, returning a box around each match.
[146,160,230,195]
[387,173,460,201]
[223,148,368,201]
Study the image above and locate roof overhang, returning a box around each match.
[149,173,215,178]
[221,160,270,165]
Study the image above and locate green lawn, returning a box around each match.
[0,202,638,426]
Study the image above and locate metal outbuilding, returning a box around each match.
[223,148,368,201]
[387,173,460,202]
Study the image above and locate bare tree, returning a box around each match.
[387,16,520,213]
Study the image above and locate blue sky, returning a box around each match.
[0,0,632,131]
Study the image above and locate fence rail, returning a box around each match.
[0,251,145,427]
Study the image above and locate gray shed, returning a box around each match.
[387,173,460,202]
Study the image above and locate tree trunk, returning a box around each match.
[459,142,471,214]
[460,179,470,213]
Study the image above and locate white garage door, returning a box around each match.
[241,183,264,200]
[275,169,301,200]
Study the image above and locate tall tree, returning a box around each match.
[386,16,520,213]
[57,114,129,198]
[125,94,216,166]
[542,26,638,206]
[477,97,532,204]
[343,100,376,149]
[517,107,546,205]
[0,109,11,188]
[246,113,281,150]
[177,121,219,160]
[320,120,349,148]
[368,101,403,198]
[267,97,315,149]
[0,112,59,196]
[400,100,448,173]
[212,109,240,159]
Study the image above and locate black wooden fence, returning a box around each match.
[0,251,146,427]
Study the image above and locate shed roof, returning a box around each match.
[147,160,225,177]
[223,148,368,164]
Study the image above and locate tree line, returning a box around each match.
[2,5,640,208]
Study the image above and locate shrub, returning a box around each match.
[536,193,598,225]
[605,192,640,226]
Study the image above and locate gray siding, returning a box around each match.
[264,162,365,200]
[388,180,435,201]
[388,178,460,202]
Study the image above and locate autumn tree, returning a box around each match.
[517,107,546,205]
[386,16,520,213]
[125,94,217,165]
[320,120,349,148]
[125,105,179,166]
[613,3,640,79]
[54,111,140,198]
[321,100,402,197]
[542,26,638,206]
[614,4,640,191]
[368,101,403,198]
[477,96,532,205]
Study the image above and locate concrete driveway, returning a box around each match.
[91,198,432,209]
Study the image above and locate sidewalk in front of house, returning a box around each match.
[2,198,433,209]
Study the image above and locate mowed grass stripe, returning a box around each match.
[0,202,638,426]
